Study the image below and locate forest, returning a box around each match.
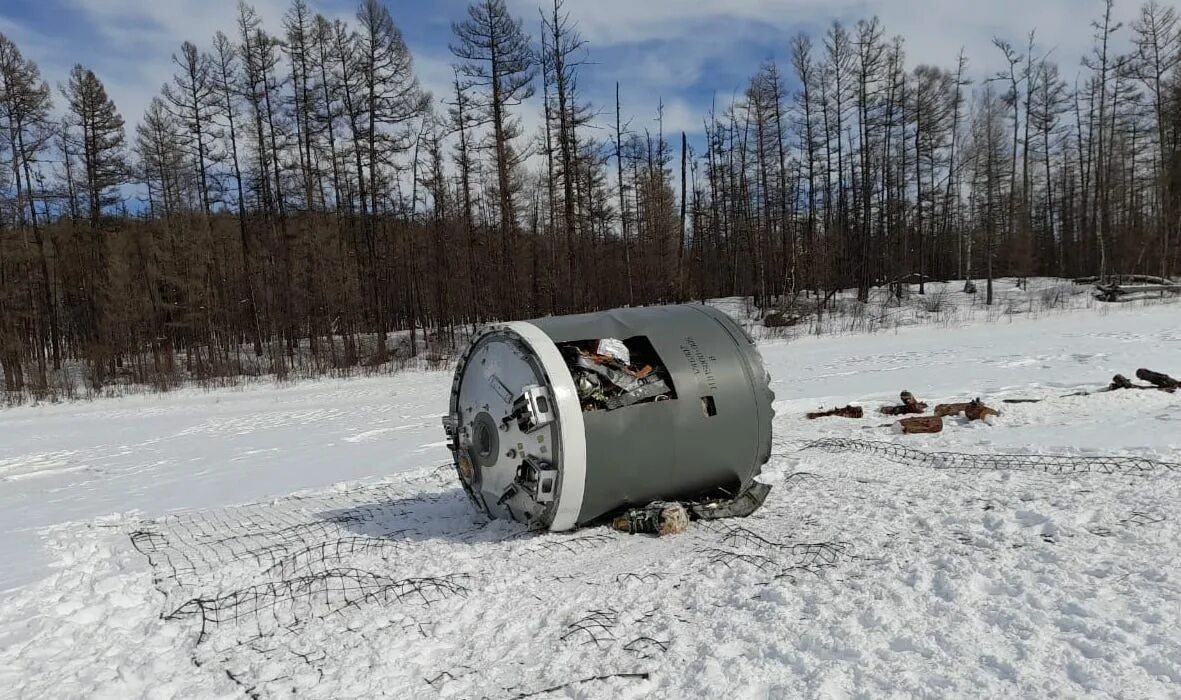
[1,0,1179,397]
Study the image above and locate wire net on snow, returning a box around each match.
[123,457,875,697]
[694,521,854,581]
[129,468,472,643]
[801,438,1181,475]
[560,609,620,648]
[131,504,413,589]
[165,569,470,643]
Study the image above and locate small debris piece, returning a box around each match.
[657,503,690,535]
[687,482,772,521]
[964,399,1000,421]
[1136,368,1180,391]
[898,416,943,434]
[902,391,924,411]
[807,405,864,420]
[612,502,690,536]
[1003,398,1042,404]
[880,390,928,416]
[605,381,673,410]
[1110,374,1136,391]
[594,338,631,366]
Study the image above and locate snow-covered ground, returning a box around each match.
[1,302,1180,698]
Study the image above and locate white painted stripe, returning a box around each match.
[504,321,586,531]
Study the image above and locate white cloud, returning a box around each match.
[503,0,1142,89]
[506,0,1137,61]
[69,0,298,124]
[2,0,1149,152]
[3,0,354,128]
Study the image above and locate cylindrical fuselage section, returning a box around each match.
[444,305,773,530]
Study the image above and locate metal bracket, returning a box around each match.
[512,384,554,433]
[515,456,559,504]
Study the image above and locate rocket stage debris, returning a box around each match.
[443,305,775,533]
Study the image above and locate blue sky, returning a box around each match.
[0,0,1143,146]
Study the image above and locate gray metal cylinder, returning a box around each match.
[442,305,774,531]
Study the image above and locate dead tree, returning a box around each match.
[451,0,536,315]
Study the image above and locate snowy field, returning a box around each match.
[2,301,1180,698]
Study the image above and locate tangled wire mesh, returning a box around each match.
[561,609,620,648]
[166,570,470,643]
[695,521,854,581]
[801,438,1181,475]
[129,474,474,644]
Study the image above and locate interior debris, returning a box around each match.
[558,337,677,412]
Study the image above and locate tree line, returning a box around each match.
[1,0,1179,396]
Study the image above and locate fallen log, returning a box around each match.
[880,390,928,416]
[1078,274,1176,286]
[1002,398,1042,404]
[1137,368,1180,391]
[898,416,943,434]
[1095,283,1181,302]
[807,405,864,420]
